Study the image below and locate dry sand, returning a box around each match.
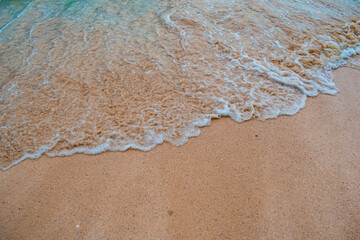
[0,66,359,239]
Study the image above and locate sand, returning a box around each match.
[0,66,359,239]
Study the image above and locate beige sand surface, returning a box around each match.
[1,66,359,239]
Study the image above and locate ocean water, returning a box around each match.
[0,0,359,170]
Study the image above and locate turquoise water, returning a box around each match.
[1,0,359,170]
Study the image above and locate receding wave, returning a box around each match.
[1,0,360,170]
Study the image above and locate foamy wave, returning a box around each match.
[1,0,360,170]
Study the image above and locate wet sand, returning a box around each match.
[0,66,359,239]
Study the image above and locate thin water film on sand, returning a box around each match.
[1,0,360,169]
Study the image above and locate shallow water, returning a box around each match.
[1,0,359,170]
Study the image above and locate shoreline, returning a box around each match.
[1,66,359,239]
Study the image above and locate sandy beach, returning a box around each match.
[0,66,359,239]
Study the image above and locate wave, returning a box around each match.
[1,0,359,170]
